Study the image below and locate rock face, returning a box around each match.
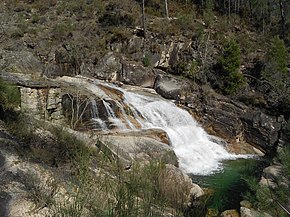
[90,52,122,81]
[0,51,43,75]
[241,111,282,152]
[154,74,192,101]
[118,61,161,88]
[20,87,63,121]
[202,93,246,141]
[192,87,283,153]
[97,130,178,166]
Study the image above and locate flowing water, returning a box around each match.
[122,91,249,175]
[65,77,251,175]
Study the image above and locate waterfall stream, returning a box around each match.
[121,91,247,175]
[61,76,250,175]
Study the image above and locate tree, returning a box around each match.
[262,36,288,92]
[218,39,245,94]
[142,0,146,38]
[165,0,169,18]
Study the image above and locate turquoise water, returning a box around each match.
[189,157,270,211]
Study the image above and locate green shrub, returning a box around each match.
[0,78,21,111]
[51,20,75,40]
[243,145,290,217]
[143,54,151,67]
[262,36,288,92]
[217,39,245,94]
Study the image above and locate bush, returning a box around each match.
[262,36,288,92]
[243,145,290,217]
[0,78,20,112]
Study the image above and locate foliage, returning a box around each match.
[51,20,75,41]
[143,54,151,67]
[187,59,200,80]
[22,171,59,210]
[0,78,21,111]
[262,36,288,92]
[217,39,245,94]
[6,116,191,216]
[52,157,189,217]
[99,3,135,28]
[243,145,290,217]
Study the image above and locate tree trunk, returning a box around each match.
[228,0,231,19]
[279,0,286,37]
[165,0,169,19]
[142,0,146,39]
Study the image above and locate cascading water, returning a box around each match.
[61,76,249,175]
[90,99,107,131]
[122,91,245,175]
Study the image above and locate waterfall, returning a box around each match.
[102,100,127,129]
[122,91,248,175]
[63,76,249,175]
[90,99,107,130]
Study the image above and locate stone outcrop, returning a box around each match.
[0,51,43,75]
[154,74,193,101]
[97,130,178,166]
[190,86,284,154]
[220,209,239,217]
[240,207,273,217]
[118,61,162,88]
[89,52,122,81]
[241,111,282,152]
[202,93,246,141]
[21,87,63,121]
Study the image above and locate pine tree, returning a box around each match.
[262,36,288,92]
[218,39,245,94]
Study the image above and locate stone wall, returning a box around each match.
[20,87,63,121]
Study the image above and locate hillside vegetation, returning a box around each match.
[0,0,289,216]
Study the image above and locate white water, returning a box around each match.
[64,76,249,175]
[122,91,247,175]
[91,99,107,130]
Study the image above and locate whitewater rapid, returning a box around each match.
[122,90,247,175]
[62,76,249,175]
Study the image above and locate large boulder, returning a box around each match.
[91,52,122,81]
[98,130,178,166]
[202,92,246,142]
[240,207,273,217]
[117,61,162,88]
[241,111,282,152]
[154,74,192,101]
